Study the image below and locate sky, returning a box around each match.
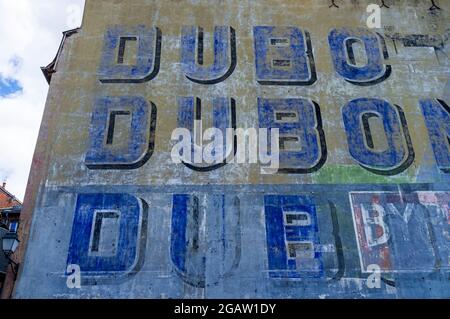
[0,0,85,200]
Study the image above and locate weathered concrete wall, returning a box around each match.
[15,0,449,298]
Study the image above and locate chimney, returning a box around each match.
[2,182,5,189]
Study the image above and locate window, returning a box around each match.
[9,221,18,233]
[0,273,5,293]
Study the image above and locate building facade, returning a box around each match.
[0,225,9,294]
[0,183,21,210]
[0,183,22,297]
[13,0,450,298]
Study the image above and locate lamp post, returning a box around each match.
[2,232,20,280]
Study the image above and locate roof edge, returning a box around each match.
[41,28,81,84]
[0,186,22,206]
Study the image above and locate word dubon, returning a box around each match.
[86,25,450,176]
[85,97,450,176]
[98,26,394,86]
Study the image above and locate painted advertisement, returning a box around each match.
[15,0,450,298]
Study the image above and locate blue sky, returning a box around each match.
[0,55,23,97]
[0,0,85,200]
[0,76,23,97]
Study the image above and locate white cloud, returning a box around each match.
[0,0,85,200]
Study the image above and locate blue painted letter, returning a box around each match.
[85,96,157,170]
[181,26,236,84]
[264,195,324,279]
[420,99,450,173]
[328,28,391,85]
[342,98,414,175]
[171,195,205,288]
[258,98,327,173]
[98,25,161,83]
[67,193,147,282]
[254,26,316,85]
[177,97,236,171]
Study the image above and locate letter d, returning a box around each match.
[260,305,269,314]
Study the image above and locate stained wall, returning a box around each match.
[14,0,450,298]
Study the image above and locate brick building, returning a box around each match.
[0,183,22,296]
[0,183,22,234]
[0,183,21,209]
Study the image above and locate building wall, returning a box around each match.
[15,0,450,298]
[0,227,9,273]
[0,193,21,298]
[0,187,21,209]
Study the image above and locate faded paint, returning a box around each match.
[14,0,450,299]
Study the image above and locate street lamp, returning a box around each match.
[2,231,20,279]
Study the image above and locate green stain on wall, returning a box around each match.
[312,165,413,184]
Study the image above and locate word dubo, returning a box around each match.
[86,25,450,175]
